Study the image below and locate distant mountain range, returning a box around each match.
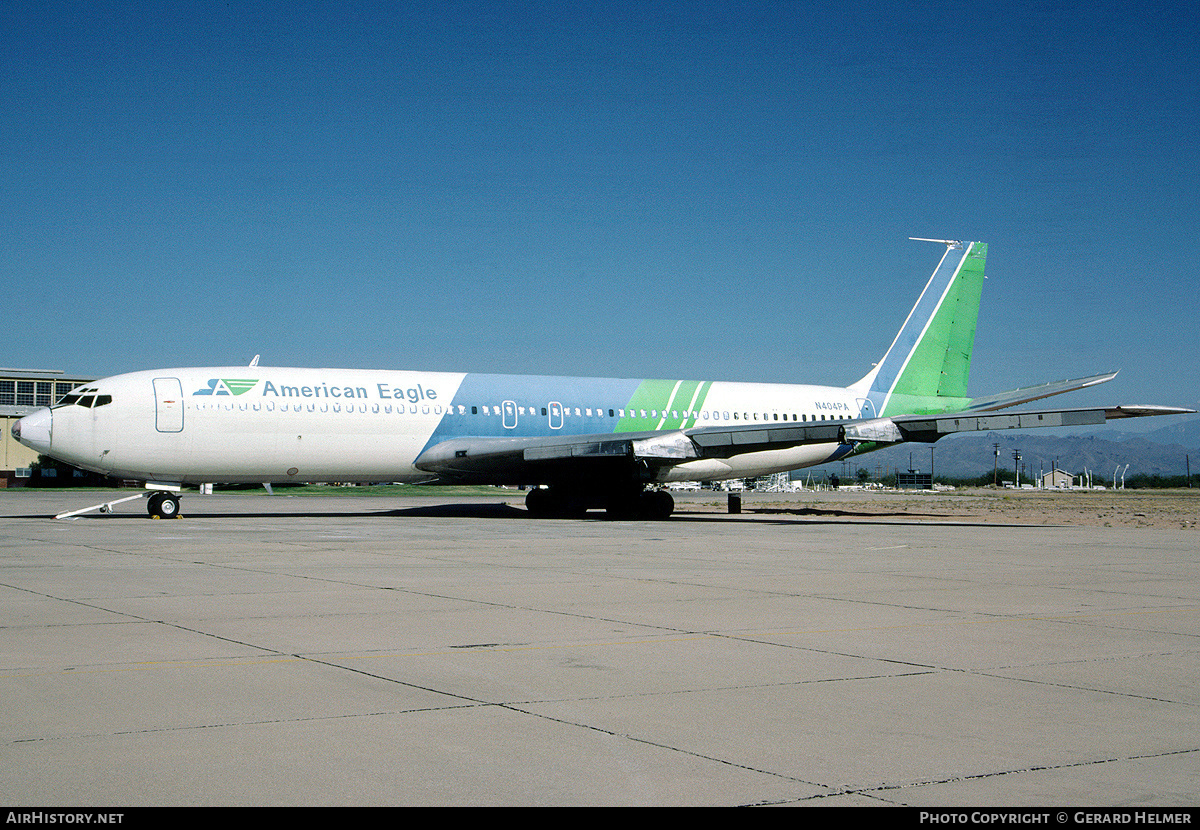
[804,417,1200,482]
[1113,416,1200,448]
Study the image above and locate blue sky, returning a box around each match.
[5,1,1198,419]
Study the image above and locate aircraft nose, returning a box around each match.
[13,407,51,454]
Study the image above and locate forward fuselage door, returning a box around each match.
[153,377,185,433]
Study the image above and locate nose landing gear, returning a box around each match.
[147,491,182,519]
[53,487,184,520]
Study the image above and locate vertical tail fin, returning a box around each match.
[850,240,987,416]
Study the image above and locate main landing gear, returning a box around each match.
[525,486,674,520]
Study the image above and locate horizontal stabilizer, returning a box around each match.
[966,372,1118,411]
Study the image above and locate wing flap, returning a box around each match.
[525,440,631,461]
[690,423,844,453]
[415,431,650,483]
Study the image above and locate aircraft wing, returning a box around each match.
[966,372,1118,411]
[416,421,880,483]
[868,405,1194,444]
[413,428,681,484]
[413,403,1194,483]
[685,405,1194,454]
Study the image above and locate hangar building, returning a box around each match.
[1,369,94,486]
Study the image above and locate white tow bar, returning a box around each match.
[55,493,150,520]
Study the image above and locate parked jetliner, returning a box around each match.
[13,240,1191,519]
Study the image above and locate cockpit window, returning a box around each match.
[51,391,113,409]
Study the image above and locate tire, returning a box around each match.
[526,488,589,518]
[526,488,550,517]
[640,490,674,520]
[148,493,180,519]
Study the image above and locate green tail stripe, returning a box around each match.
[889,242,986,404]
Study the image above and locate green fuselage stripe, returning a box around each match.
[616,379,712,432]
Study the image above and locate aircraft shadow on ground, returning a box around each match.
[32,502,529,521]
[21,502,1036,527]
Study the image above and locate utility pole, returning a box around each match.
[993,443,1000,486]
[1012,450,1022,488]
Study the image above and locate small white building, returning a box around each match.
[1040,468,1075,489]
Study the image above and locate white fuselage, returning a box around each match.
[30,367,864,485]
